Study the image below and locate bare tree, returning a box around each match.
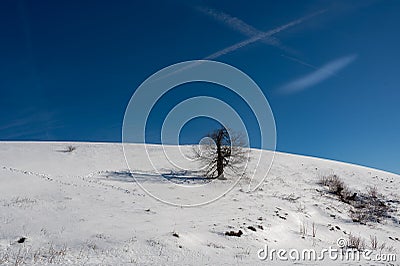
[192,127,248,179]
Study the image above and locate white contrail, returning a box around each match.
[196,6,259,36]
[196,6,289,52]
[278,54,357,94]
[154,9,326,81]
[204,9,326,60]
[197,6,327,71]
[280,54,319,70]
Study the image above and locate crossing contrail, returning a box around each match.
[203,9,326,60]
[154,9,326,81]
[196,6,291,53]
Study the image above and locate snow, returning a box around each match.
[0,142,399,265]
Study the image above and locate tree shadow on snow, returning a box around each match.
[98,169,211,185]
[161,170,211,185]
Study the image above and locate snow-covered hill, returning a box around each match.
[0,142,399,265]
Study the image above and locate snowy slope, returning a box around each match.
[0,142,399,265]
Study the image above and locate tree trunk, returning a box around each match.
[216,131,224,178]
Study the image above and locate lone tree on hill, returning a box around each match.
[193,127,248,179]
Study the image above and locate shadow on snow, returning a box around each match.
[97,169,211,185]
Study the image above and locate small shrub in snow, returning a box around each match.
[367,186,378,199]
[318,174,339,186]
[370,235,378,250]
[281,193,300,203]
[312,222,317,238]
[349,209,369,224]
[318,174,352,202]
[348,234,365,250]
[0,243,68,264]
[296,203,306,213]
[318,175,393,224]
[351,187,391,223]
[66,145,76,152]
[299,221,307,238]
[207,242,225,249]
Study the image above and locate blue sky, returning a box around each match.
[1,0,399,174]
